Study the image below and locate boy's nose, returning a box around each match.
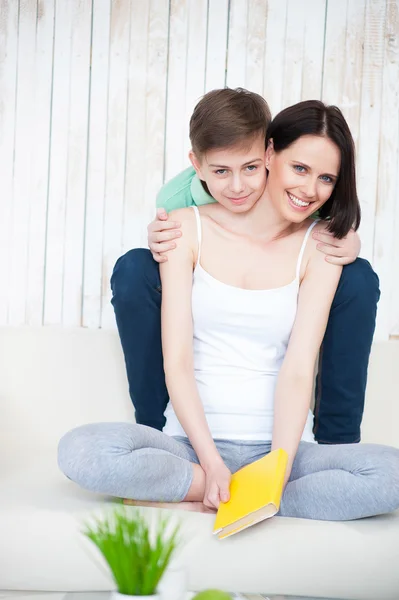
[230,174,245,194]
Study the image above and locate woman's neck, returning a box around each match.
[218,189,298,242]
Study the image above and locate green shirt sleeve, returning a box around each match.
[156,166,216,212]
[156,167,196,211]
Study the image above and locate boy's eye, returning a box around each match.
[215,169,227,175]
[293,164,306,173]
[245,165,257,172]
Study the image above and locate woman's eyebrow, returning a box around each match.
[292,160,338,179]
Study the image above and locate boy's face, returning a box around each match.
[190,135,267,213]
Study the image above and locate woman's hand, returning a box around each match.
[202,459,232,510]
[312,227,360,265]
[147,208,182,263]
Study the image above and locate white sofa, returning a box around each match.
[1,326,399,599]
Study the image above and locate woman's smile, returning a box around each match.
[287,191,312,211]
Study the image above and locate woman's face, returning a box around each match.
[265,134,340,223]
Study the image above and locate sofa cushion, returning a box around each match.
[1,328,399,598]
[1,439,399,599]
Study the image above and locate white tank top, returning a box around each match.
[163,206,318,442]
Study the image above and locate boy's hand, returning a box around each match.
[312,228,361,266]
[147,208,182,263]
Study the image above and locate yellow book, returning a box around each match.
[213,448,288,540]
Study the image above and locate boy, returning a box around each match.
[111,88,380,444]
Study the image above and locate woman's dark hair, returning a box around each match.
[266,100,360,238]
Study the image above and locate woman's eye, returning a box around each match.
[246,165,257,172]
[215,169,227,175]
[320,175,334,184]
[293,165,306,173]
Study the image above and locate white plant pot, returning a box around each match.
[112,592,160,600]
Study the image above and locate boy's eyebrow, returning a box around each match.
[292,160,338,179]
[208,158,264,168]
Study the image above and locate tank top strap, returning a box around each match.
[295,219,320,280]
[191,205,202,267]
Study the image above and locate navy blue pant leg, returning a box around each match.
[111,249,168,430]
[313,258,380,444]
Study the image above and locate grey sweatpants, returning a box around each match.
[58,422,399,521]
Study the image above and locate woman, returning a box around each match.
[58,101,399,521]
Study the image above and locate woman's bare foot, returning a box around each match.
[123,499,216,514]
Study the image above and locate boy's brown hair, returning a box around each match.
[189,87,272,157]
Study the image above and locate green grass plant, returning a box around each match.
[82,507,180,596]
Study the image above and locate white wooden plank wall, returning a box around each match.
[0,0,398,339]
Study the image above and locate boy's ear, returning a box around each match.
[189,150,205,180]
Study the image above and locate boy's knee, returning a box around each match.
[111,248,159,304]
[339,258,380,306]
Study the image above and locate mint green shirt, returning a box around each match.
[156,167,216,211]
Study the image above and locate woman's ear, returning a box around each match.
[189,150,205,180]
[265,139,274,168]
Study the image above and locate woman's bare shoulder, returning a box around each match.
[299,219,337,278]
[168,206,197,224]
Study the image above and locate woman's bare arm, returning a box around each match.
[159,209,231,506]
[272,224,343,484]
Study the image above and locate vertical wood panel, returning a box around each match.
[356,0,386,263]
[164,0,208,181]
[26,0,55,326]
[62,0,92,326]
[82,0,111,328]
[122,0,150,255]
[245,0,267,94]
[0,0,19,324]
[322,0,348,105]
[205,0,229,91]
[301,0,326,99]
[183,0,208,159]
[387,0,399,338]
[373,0,399,340]
[164,0,188,181]
[226,0,248,89]
[8,0,37,324]
[281,0,306,107]
[100,0,131,329]
[122,0,169,254]
[263,0,288,114]
[341,0,366,149]
[44,0,73,324]
[390,125,399,336]
[141,0,169,234]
